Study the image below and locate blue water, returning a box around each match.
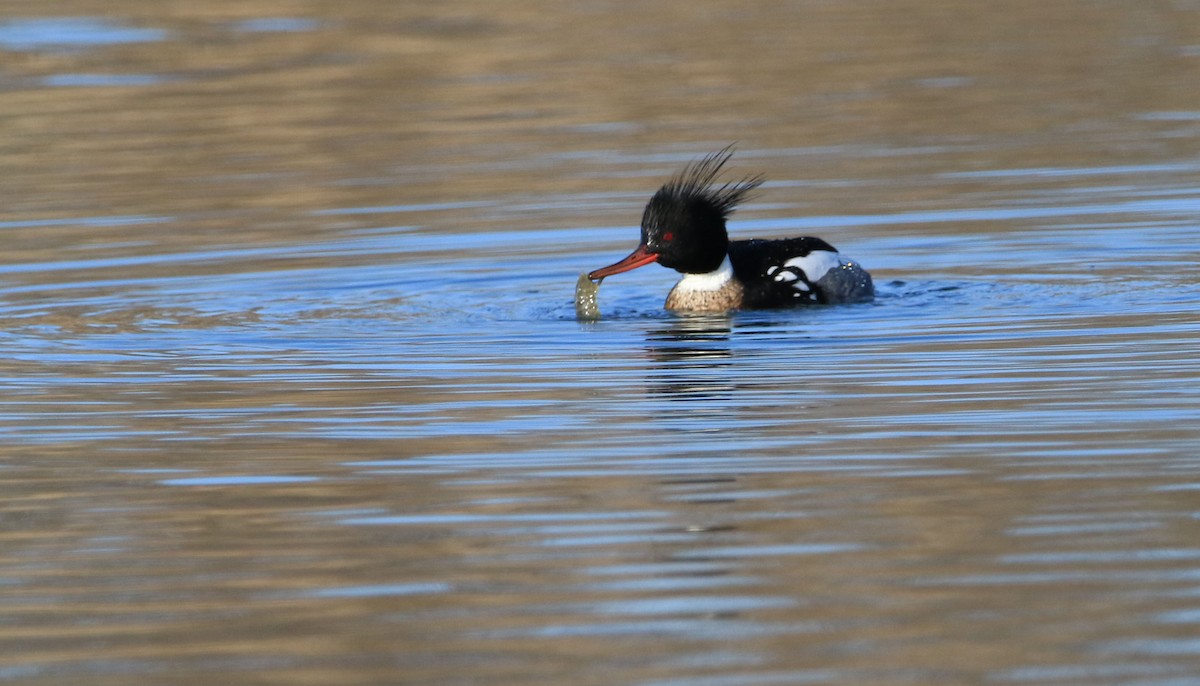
[0,17,168,51]
[4,166,1199,686]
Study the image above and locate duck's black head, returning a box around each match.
[589,147,763,280]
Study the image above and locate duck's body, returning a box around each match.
[664,237,874,312]
[589,148,874,312]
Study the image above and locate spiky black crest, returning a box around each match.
[636,146,766,275]
[657,145,764,217]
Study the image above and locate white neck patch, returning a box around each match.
[674,256,735,293]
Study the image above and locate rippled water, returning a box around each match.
[3,2,1200,685]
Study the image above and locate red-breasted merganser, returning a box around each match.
[588,148,874,312]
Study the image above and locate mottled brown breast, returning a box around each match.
[664,278,745,312]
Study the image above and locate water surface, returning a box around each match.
[2,1,1200,685]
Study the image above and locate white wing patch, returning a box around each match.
[766,250,841,297]
[784,250,841,282]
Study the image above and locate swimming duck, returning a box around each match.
[588,148,873,311]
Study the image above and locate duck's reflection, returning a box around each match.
[643,314,735,402]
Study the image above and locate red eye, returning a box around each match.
[662,231,674,242]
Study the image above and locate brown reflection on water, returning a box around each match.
[2,0,1198,223]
